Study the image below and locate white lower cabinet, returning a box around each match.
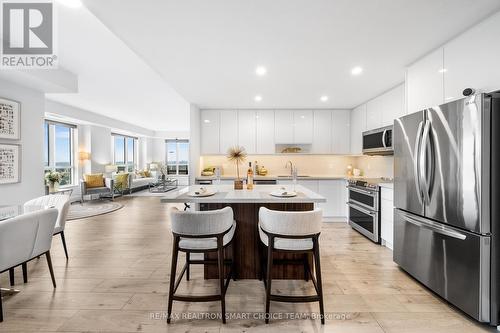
[277,179,347,219]
[380,187,394,249]
[317,180,347,219]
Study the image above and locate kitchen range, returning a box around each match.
[393,92,500,326]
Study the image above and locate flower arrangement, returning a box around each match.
[45,170,63,185]
[227,146,247,189]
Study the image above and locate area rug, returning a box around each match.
[67,201,123,221]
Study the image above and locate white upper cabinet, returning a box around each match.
[238,110,256,154]
[366,84,406,130]
[274,110,294,144]
[381,84,405,126]
[219,110,238,154]
[443,12,500,102]
[406,48,444,114]
[255,111,275,154]
[201,110,220,155]
[293,110,313,144]
[312,110,332,154]
[331,109,350,154]
[366,98,383,130]
[350,104,366,155]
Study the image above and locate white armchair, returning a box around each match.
[24,194,71,259]
[0,208,58,322]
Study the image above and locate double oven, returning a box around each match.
[346,179,381,243]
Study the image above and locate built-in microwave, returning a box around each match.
[362,125,393,155]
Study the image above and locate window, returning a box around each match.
[113,134,136,172]
[44,121,76,186]
[165,139,189,175]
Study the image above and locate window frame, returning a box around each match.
[44,120,77,187]
[112,133,137,172]
[165,139,189,176]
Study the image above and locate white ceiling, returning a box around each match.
[83,0,500,110]
[46,4,190,131]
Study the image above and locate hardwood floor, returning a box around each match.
[0,196,496,332]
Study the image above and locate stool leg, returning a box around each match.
[167,237,179,324]
[231,244,236,281]
[217,239,226,324]
[265,242,274,324]
[22,263,28,283]
[9,268,14,286]
[313,239,325,325]
[0,284,3,322]
[186,252,190,281]
[303,254,309,282]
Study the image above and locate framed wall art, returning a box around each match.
[0,143,21,184]
[0,97,21,140]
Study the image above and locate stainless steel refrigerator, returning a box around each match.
[393,92,500,326]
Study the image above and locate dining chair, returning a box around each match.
[167,206,236,324]
[0,208,58,322]
[258,207,325,324]
[24,194,71,260]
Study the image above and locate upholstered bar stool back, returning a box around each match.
[259,208,322,251]
[167,206,236,324]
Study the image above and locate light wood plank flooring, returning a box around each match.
[0,196,496,332]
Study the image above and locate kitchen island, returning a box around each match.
[160,185,326,279]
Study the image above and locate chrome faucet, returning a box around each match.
[285,160,294,176]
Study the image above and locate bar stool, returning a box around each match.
[258,207,325,324]
[167,207,236,324]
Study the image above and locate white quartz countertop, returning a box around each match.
[196,175,349,181]
[160,185,326,203]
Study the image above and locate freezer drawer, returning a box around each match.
[394,209,490,322]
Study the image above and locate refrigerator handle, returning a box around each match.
[398,211,467,240]
[420,120,432,204]
[413,121,424,205]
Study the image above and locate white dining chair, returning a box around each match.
[0,208,58,322]
[258,207,325,324]
[24,194,71,259]
[167,206,236,324]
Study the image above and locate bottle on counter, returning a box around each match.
[247,162,254,190]
[254,161,259,175]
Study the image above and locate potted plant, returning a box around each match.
[227,146,247,190]
[45,170,63,193]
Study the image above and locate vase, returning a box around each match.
[234,179,243,190]
[48,182,59,193]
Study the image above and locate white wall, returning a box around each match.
[0,79,45,205]
[90,125,113,173]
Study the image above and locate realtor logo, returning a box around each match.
[1,1,57,68]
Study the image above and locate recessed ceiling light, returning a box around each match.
[320,95,329,102]
[255,66,267,76]
[203,119,211,123]
[254,95,262,102]
[351,66,363,76]
[57,0,83,8]
[438,68,448,73]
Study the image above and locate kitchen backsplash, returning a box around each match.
[354,155,394,178]
[200,155,394,178]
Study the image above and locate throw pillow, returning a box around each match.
[115,173,129,191]
[84,174,105,188]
